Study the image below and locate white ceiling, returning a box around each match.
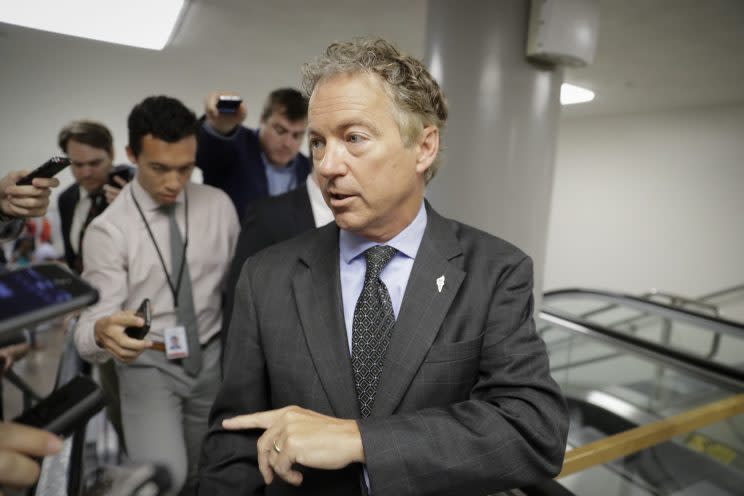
[170,0,744,118]
[562,0,744,117]
[1,0,742,122]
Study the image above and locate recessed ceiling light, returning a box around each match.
[0,0,186,50]
[561,83,595,105]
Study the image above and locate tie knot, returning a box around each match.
[364,245,397,279]
[159,203,177,217]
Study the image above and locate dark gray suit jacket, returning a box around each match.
[199,204,568,496]
[222,183,315,340]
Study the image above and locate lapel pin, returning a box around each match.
[436,275,445,293]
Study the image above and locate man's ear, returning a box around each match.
[125,145,137,165]
[414,126,439,175]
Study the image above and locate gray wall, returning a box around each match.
[545,104,744,296]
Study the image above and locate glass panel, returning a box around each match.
[541,317,744,496]
[543,293,744,371]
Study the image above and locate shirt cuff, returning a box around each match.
[73,320,112,364]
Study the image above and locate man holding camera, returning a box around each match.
[57,120,134,274]
[0,171,63,493]
[197,88,312,220]
[75,96,238,495]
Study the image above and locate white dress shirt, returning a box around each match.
[74,179,239,363]
[306,174,334,227]
[69,186,91,254]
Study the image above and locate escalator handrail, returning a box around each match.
[543,287,744,339]
[558,392,744,478]
[540,308,744,391]
[699,283,744,303]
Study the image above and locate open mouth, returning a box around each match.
[328,192,354,206]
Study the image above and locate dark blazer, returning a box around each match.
[57,165,134,270]
[199,203,568,496]
[196,123,312,221]
[222,184,316,340]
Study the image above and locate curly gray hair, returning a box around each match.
[302,38,448,182]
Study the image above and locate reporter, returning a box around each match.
[0,422,62,492]
[0,171,59,219]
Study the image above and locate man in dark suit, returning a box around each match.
[197,89,312,221]
[222,169,333,338]
[57,120,133,273]
[199,38,568,496]
[56,120,132,451]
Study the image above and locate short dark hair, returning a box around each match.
[260,88,308,122]
[58,120,114,156]
[127,96,198,157]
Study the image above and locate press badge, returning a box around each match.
[164,326,189,360]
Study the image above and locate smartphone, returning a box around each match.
[13,375,106,437]
[16,156,71,186]
[216,95,242,114]
[125,298,151,339]
[108,168,134,187]
[0,264,99,337]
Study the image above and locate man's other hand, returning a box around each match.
[0,422,62,490]
[223,406,364,487]
[204,91,248,135]
[102,174,128,205]
[93,310,152,362]
[0,171,59,219]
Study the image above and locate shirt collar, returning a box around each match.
[339,201,427,264]
[130,177,187,212]
[77,185,90,200]
[306,174,334,227]
[261,151,297,171]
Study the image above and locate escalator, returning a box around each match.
[536,287,744,495]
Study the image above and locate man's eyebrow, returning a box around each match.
[149,161,195,169]
[71,158,104,166]
[308,118,381,137]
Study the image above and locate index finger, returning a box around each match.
[205,91,221,113]
[222,409,284,430]
[0,422,63,456]
[31,177,60,189]
[109,310,145,328]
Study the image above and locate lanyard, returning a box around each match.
[130,187,189,308]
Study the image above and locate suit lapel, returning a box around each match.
[372,205,465,417]
[292,223,361,418]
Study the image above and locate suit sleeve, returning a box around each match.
[198,259,267,495]
[358,256,568,496]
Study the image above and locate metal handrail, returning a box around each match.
[540,308,744,391]
[645,289,719,315]
[543,288,744,339]
[699,283,744,303]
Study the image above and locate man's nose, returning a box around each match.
[316,143,345,178]
[164,171,182,191]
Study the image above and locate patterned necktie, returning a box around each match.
[74,190,106,274]
[162,204,202,377]
[351,245,397,418]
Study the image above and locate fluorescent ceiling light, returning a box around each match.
[561,83,595,105]
[0,0,186,50]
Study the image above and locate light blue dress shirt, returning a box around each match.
[339,201,428,353]
[261,152,297,196]
[338,201,427,492]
